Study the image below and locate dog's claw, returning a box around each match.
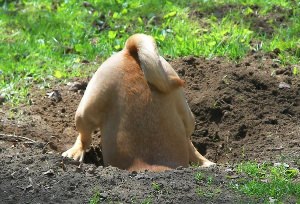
[62,145,85,162]
[201,160,216,168]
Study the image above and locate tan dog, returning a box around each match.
[62,34,215,171]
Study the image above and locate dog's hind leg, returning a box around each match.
[188,140,216,167]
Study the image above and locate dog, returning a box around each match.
[62,34,215,171]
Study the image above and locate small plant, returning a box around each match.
[190,162,200,168]
[151,182,161,191]
[196,188,205,197]
[292,66,299,76]
[89,191,100,204]
[207,176,213,185]
[194,172,204,181]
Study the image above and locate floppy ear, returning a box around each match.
[125,34,184,93]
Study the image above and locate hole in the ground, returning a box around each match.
[209,108,223,123]
[84,146,104,166]
[192,141,207,156]
[234,124,247,140]
[251,79,268,90]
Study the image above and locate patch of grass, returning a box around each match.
[89,191,101,204]
[1,0,299,105]
[196,187,222,198]
[191,0,300,64]
[231,162,300,203]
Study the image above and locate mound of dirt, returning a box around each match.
[172,53,299,164]
[0,53,299,203]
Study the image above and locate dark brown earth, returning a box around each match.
[0,51,299,203]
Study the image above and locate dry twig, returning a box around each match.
[0,133,38,143]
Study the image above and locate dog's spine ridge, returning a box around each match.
[125,34,182,92]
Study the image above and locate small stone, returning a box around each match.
[269,197,277,204]
[278,82,290,89]
[225,168,234,172]
[43,169,54,176]
[46,90,62,102]
[274,162,289,168]
[100,192,108,200]
[176,166,184,170]
[86,166,96,174]
[135,173,146,180]
[68,81,87,92]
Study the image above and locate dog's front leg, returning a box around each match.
[62,113,93,162]
[188,141,216,167]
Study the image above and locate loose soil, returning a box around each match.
[1,51,299,203]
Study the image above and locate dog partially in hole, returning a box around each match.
[62,34,215,171]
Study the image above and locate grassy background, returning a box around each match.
[1,0,300,104]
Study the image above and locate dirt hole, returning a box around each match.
[84,146,104,166]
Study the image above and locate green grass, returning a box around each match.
[89,191,101,204]
[1,0,299,104]
[231,162,300,203]
[151,181,161,192]
[194,171,222,198]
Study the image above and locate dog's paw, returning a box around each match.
[201,160,216,168]
[62,144,86,162]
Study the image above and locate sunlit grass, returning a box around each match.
[0,0,299,104]
[231,162,300,203]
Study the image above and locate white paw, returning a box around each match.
[201,160,216,168]
[62,144,86,162]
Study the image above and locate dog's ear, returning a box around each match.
[125,34,183,93]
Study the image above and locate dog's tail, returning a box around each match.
[125,34,184,93]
